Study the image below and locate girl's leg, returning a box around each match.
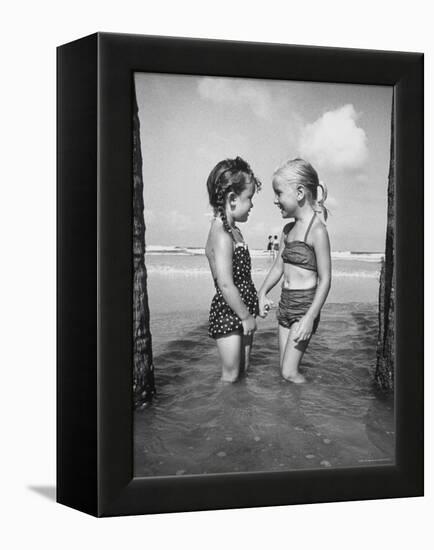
[240,334,253,374]
[278,323,310,383]
[278,324,290,367]
[216,333,243,382]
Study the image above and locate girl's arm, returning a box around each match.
[258,232,285,297]
[212,229,255,329]
[294,224,331,341]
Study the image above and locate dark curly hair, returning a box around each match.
[206,156,261,233]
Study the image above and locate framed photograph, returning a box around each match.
[57,32,423,517]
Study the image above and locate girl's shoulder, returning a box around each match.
[310,218,330,247]
[312,216,328,234]
[208,219,234,249]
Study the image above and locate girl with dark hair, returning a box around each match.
[258,158,331,384]
[205,156,261,382]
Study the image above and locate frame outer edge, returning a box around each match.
[394,53,424,495]
[90,33,424,516]
[56,33,99,517]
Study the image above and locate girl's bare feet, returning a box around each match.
[283,373,306,384]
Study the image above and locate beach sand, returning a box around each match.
[134,253,394,477]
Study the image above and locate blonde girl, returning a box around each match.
[258,158,331,383]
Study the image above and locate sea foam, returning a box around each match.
[145,265,379,279]
[146,246,384,262]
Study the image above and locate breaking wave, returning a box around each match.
[145,265,379,279]
[146,246,384,262]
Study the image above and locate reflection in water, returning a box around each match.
[134,303,395,476]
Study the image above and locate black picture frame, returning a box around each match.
[57,32,423,517]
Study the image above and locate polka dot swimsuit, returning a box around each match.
[209,242,258,338]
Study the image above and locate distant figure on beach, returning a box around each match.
[266,235,273,256]
[272,235,279,259]
[205,157,262,383]
[258,158,331,383]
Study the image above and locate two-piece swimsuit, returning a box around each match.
[277,212,320,333]
[208,231,258,339]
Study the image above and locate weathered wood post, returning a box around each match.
[375,93,395,391]
[133,90,156,408]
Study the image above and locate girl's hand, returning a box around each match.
[242,315,257,336]
[293,314,314,342]
[258,294,274,318]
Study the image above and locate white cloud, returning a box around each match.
[197,77,272,119]
[298,104,368,172]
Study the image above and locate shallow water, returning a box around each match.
[134,301,395,477]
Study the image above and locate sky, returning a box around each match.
[135,73,392,252]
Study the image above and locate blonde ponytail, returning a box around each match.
[317,180,329,221]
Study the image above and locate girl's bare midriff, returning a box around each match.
[282,264,317,290]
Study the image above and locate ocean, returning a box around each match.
[134,248,394,477]
[144,247,384,313]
